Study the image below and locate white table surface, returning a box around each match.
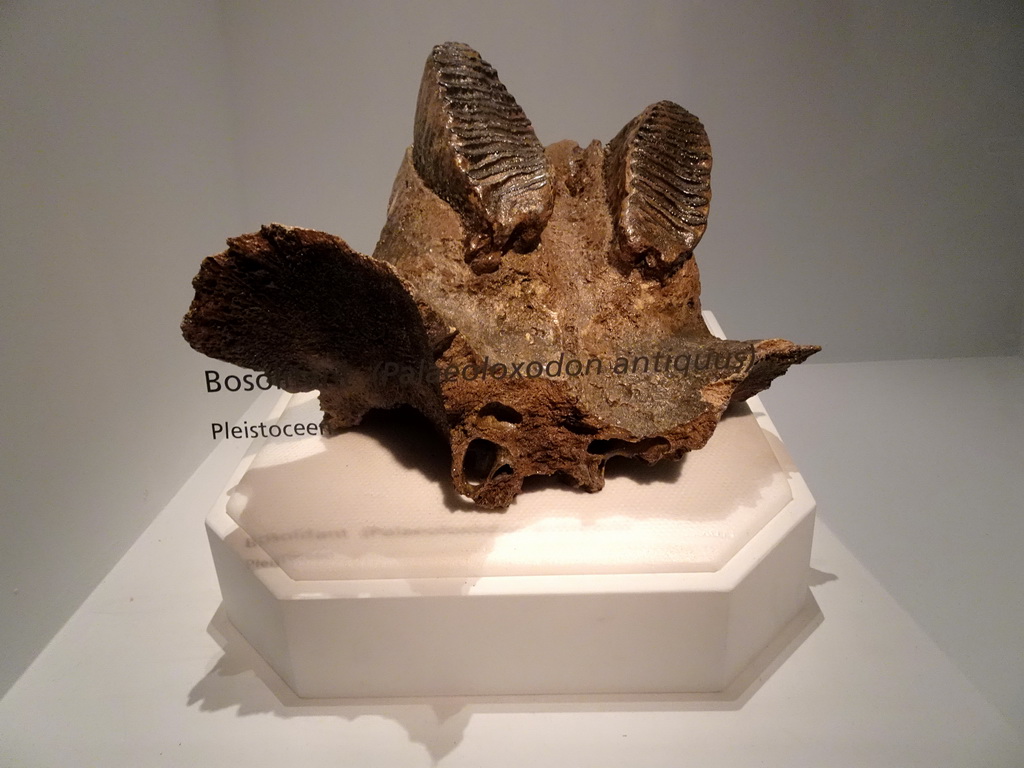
[2,356,1022,767]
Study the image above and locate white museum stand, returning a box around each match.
[207,335,816,697]
[3,355,1020,767]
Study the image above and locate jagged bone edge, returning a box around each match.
[181,224,446,432]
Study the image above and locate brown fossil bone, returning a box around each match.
[182,41,819,508]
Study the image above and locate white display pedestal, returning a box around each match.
[207,393,814,697]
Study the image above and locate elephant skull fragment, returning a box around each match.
[182,42,819,508]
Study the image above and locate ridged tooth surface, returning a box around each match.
[605,101,712,272]
[413,42,552,265]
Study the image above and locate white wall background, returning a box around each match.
[0,2,252,694]
[1,0,1021,694]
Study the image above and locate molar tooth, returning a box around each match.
[413,42,553,271]
[605,101,712,275]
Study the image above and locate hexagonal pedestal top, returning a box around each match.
[206,382,815,698]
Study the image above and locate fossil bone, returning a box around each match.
[182,41,819,508]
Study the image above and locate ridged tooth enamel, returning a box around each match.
[605,100,712,273]
[413,42,553,272]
